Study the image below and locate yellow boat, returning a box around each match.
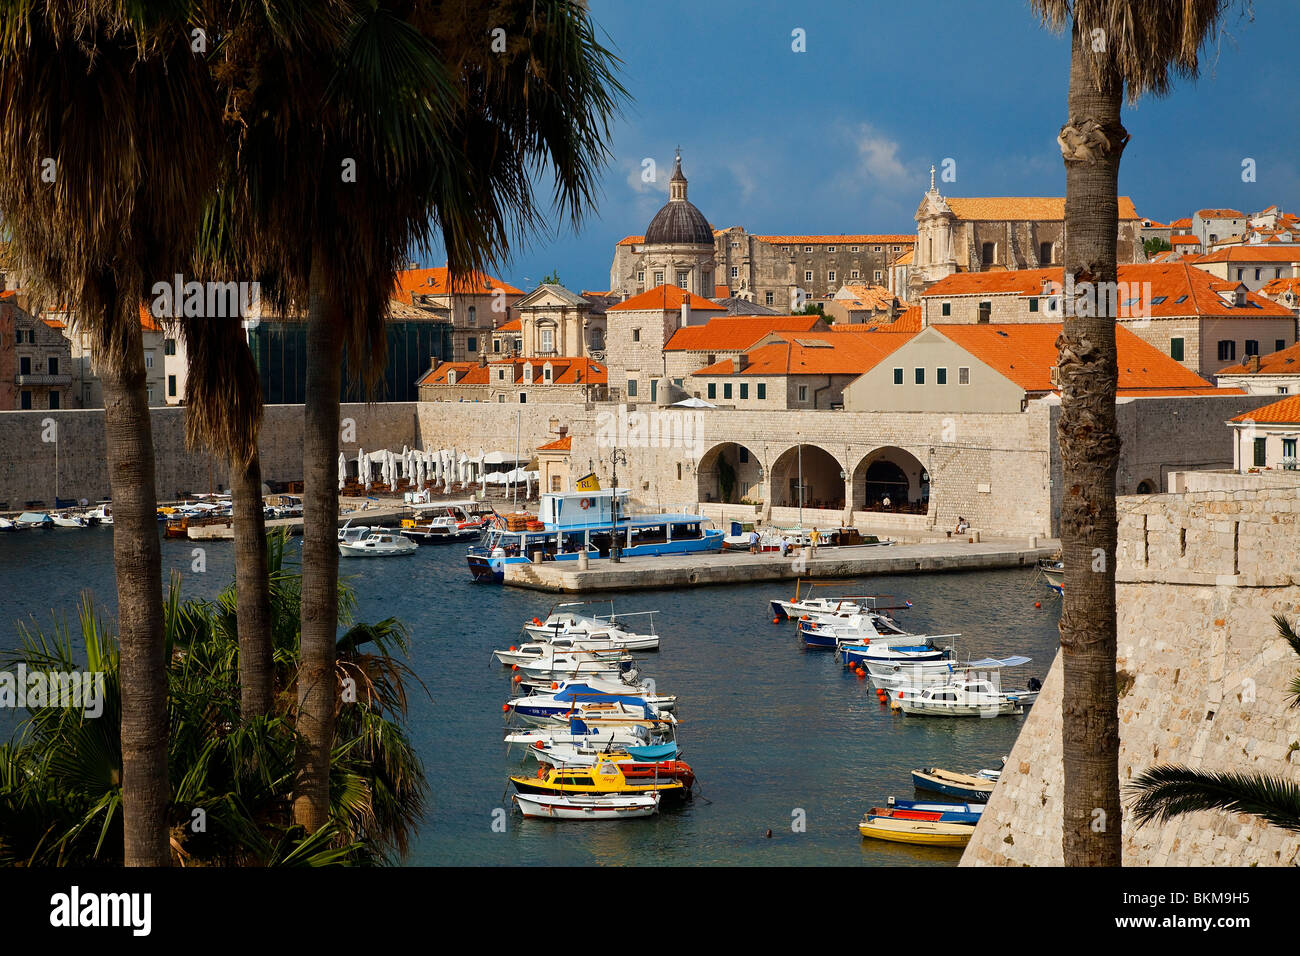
[511,754,687,805]
[858,809,974,847]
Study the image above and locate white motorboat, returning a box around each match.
[84,503,113,526]
[15,511,52,529]
[338,528,418,557]
[513,791,661,820]
[771,590,911,622]
[494,642,637,667]
[866,656,1033,693]
[505,719,656,752]
[50,512,88,528]
[399,502,491,542]
[895,678,1040,717]
[0,517,16,532]
[507,686,665,726]
[513,650,636,681]
[523,606,663,651]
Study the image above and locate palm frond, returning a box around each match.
[1128,764,1300,832]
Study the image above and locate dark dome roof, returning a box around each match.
[644,199,713,246]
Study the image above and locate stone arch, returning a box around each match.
[696,441,764,505]
[770,443,845,510]
[852,446,930,514]
[1135,478,1156,495]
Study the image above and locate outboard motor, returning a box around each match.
[1027,677,1043,692]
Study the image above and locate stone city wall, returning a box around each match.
[962,486,1300,866]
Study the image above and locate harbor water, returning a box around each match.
[0,527,1062,866]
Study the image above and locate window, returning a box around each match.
[850,270,860,279]
[1029,298,1039,313]
[827,245,836,252]
[467,305,477,326]
[632,328,640,343]
[493,338,502,353]
[1277,340,1287,353]
[958,367,970,385]
[19,356,31,375]
[1254,268,1262,280]
[551,475,562,492]
[941,302,951,317]
[1039,242,1052,264]
[467,336,478,353]
[892,367,903,385]
[978,301,992,323]
[626,379,637,398]
[543,364,553,383]
[145,353,154,369]
[765,291,774,306]
[804,271,813,282]
[48,391,60,409]
[677,271,689,288]
[937,367,947,385]
[19,390,31,409]
[146,386,154,404]
[654,271,664,285]
[893,245,901,252]
[637,271,645,283]
[798,385,808,402]
[757,383,766,400]
[723,383,732,400]
[650,379,657,402]
[519,392,527,403]
[707,383,716,400]
[168,374,177,397]
[739,383,748,400]
[1217,340,1236,361]
[497,368,506,380]
[981,242,995,265]
[497,394,505,402]
[1170,337,1184,361]
[1245,340,1259,356]
[827,271,835,282]
[730,267,738,279]
[739,447,749,463]
[1236,268,1244,280]
[874,270,882,281]
[1284,438,1298,463]
[164,338,176,356]
[804,245,813,252]
[873,245,881,252]
[914,368,925,385]
[1253,437,1267,467]
[850,246,859,252]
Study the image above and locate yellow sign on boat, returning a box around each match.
[575,472,601,492]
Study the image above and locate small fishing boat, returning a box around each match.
[513,791,661,820]
[867,656,1032,693]
[0,516,16,532]
[15,511,53,529]
[522,620,660,652]
[494,642,636,667]
[505,717,659,752]
[770,583,911,622]
[338,528,419,557]
[506,686,664,726]
[399,503,491,542]
[514,653,636,682]
[50,512,88,528]
[895,678,1040,717]
[1038,557,1064,595]
[890,797,985,818]
[839,641,954,667]
[911,767,999,802]
[84,503,113,526]
[521,676,677,712]
[858,808,977,847]
[510,754,687,804]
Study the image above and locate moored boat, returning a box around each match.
[338,528,419,557]
[911,767,999,802]
[857,808,976,847]
[510,754,687,804]
[513,790,661,820]
[895,678,1040,717]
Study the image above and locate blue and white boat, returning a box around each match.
[467,490,722,583]
[910,767,1000,802]
[507,683,662,726]
[888,796,985,823]
[840,642,953,667]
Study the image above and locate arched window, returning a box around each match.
[1039,242,1053,265]
[467,305,477,326]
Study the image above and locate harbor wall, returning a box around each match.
[961,486,1300,866]
[0,403,419,508]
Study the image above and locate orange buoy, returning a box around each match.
[855,669,866,679]
[512,674,522,683]
[773,617,780,624]
[532,618,541,625]
[511,664,518,671]
[1034,601,1041,609]
[509,645,517,651]
[551,682,558,690]
[501,703,510,713]
[534,740,545,749]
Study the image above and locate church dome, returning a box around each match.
[644,152,713,246]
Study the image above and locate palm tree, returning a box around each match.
[0,2,222,866]
[1129,615,1300,835]
[1030,0,1241,866]
[215,0,625,831]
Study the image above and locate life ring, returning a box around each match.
[580,498,591,510]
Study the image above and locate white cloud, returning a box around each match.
[854,123,910,184]
[624,156,671,196]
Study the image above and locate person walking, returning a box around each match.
[810,527,821,555]
[749,528,761,554]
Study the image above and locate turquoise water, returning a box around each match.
[0,527,1061,866]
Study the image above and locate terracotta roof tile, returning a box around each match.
[753,234,914,246]
[931,323,1217,395]
[606,284,727,313]
[1196,208,1245,219]
[1193,246,1300,263]
[664,315,823,351]
[1219,340,1300,376]
[395,266,521,298]
[537,435,572,451]
[690,329,910,377]
[494,319,522,332]
[1230,394,1300,424]
[944,197,1139,221]
[418,357,606,387]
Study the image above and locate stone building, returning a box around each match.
[40,304,167,407]
[1216,340,1300,395]
[509,283,605,359]
[1,293,75,411]
[603,284,727,403]
[607,151,913,308]
[416,356,606,404]
[662,314,827,384]
[916,262,1297,380]
[1192,207,1247,248]
[394,266,522,362]
[1192,245,1300,291]
[906,166,1143,300]
[1228,394,1300,471]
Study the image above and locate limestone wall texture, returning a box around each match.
[962,486,1300,866]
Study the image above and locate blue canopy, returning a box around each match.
[625,743,678,761]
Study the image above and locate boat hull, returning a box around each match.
[858,816,974,847]
[513,792,660,820]
[511,777,688,805]
[911,769,995,802]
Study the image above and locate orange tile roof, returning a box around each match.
[831,306,921,334]
[394,266,521,298]
[894,249,914,265]
[42,318,66,330]
[537,435,573,451]
[1219,340,1300,376]
[1196,208,1245,219]
[1170,218,1194,229]
[752,234,914,245]
[838,284,908,312]
[495,319,522,332]
[690,329,910,378]
[931,323,1219,395]
[606,284,727,313]
[1230,395,1300,424]
[920,263,1293,319]
[1170,235,1202,245]
[1193,246,1300,263]
[1259,277,1300,298]
[664,315,824,352]
[418,357,606,387]
[714,284,731,299]
[137,305,163,332]
[944,197,1139,221]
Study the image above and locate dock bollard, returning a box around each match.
[532,550,543,564]
[577,552,589,570]
[1028,535,1038,549]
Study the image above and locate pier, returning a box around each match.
[503,538,1060,592]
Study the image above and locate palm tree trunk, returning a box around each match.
[99,279,171,867]
[294,250,343,831]
[1057,21,1125,867]
[231,451,273,718]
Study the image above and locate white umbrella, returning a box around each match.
[672,396,716,408]
[338,452,347,491]
[357,448,370,490]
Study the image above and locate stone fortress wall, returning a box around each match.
[962,485,1300,866]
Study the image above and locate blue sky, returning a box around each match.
[428,0,1299,293]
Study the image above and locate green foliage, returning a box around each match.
[542,270,563,285]
[0,531,427,867]
[1143,236,1172,257]
[793,302,825,316]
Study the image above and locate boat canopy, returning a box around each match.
[625,743,678,761]
[965,656,1031,669]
